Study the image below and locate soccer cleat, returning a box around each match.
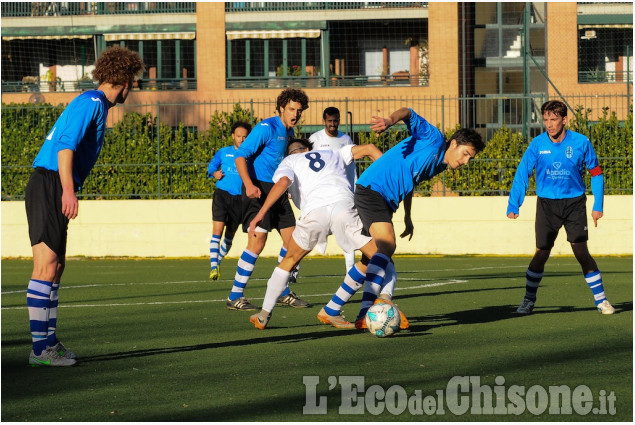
[374,297,409,329]
[29,347,77,367]
[597,300,615,315]
[277,291,310,308]
[50,341,77,360]
[209,268,220,281]
[226,297,258,311]
[516,298,535,315]
[250,313,269,330]
[317,307,354,329]
[288,266,299,284]
[354,317,367,330]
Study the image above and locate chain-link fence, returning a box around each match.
[1,94,632,200]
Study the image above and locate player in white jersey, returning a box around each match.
[309,107,357,272]
[248,139,382,329]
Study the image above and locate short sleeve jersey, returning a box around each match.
[234,115,294,183]
[507,130,602,214]
[273,145,355,217]
[356,108,447,211]
[32,90,109,189]
[309,128,356,190]
[207,145,243,196]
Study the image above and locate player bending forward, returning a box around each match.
[248,139,382,329]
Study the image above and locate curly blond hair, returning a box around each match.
[92,46,145,85]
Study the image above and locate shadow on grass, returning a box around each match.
[73,327,360,363]
[400,300,633,337]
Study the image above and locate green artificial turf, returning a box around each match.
[1,256,632,421]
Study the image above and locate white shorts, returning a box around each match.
[292,201,372,255]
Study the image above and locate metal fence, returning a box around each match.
[225,2,428,12]
[1,2,196,17]
[1,94,632,200]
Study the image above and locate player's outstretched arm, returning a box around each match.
[370,107,411,135]
[248,177,292,238]
[351,144,383,161]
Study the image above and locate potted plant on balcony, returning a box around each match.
[76,74,94,91]
[21,76,39,92]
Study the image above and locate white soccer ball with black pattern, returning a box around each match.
[365,302,401,337]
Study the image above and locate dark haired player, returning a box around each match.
[248,139,382,329]
[226,89,311,311]
[207,121,252,280]
[352,107,485,328]
[507,100,614,315]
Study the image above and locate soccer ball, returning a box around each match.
[365,302,401,337]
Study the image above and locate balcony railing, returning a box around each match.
[226,2,428,12]
[1,78,197,93]
[579,70,633,83]
[1,2,196,17]
[226,74,429,89]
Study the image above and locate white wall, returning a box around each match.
[2,196,632,258]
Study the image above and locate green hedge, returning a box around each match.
[1,102,632,200]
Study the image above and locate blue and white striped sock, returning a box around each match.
[324,265,365,316]
[26,279,52,355]
[210,234,221,270]
[218,236,233,264]
[585,269,606,306]
[229,249,258,301]
[277,247,292,297]
[46,282,60,347]
[356,253,390,320]
[278,246,287,264]
[525,268,543,301]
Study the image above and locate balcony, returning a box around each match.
[226,73,429,89]
[225,2,428,12]
[1,2,196,17]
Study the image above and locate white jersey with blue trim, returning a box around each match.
[356,109,447,211]
[207,145,243,196]
[32,90,108,189]
[309,128,356,191]
[507,130,602,214]
[273,145,355,218]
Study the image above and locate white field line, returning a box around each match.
[1,278,468,310]
[2,264,533,296]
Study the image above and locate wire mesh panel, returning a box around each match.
[1,95,632,200]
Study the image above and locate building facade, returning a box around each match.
[1,2,632,136]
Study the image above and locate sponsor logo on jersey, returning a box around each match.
[546,161,571,178]
[46,127,56,140]
[565,146,573,158]
[91,97,101,102]
[539,150,551,155]
[261,122,269,127]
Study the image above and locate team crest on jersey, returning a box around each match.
[565,146,573,158]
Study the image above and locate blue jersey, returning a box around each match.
[207,145,242,196]
[356,109,447,211]
[507,130,604,214]
[32,90,108,189]
[234,115,294,183]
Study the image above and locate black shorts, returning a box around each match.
[241,180,296,233]
[212,188,242,234]
[354,184,394,236]
[535,195,588,250]
[25,168,69,257]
